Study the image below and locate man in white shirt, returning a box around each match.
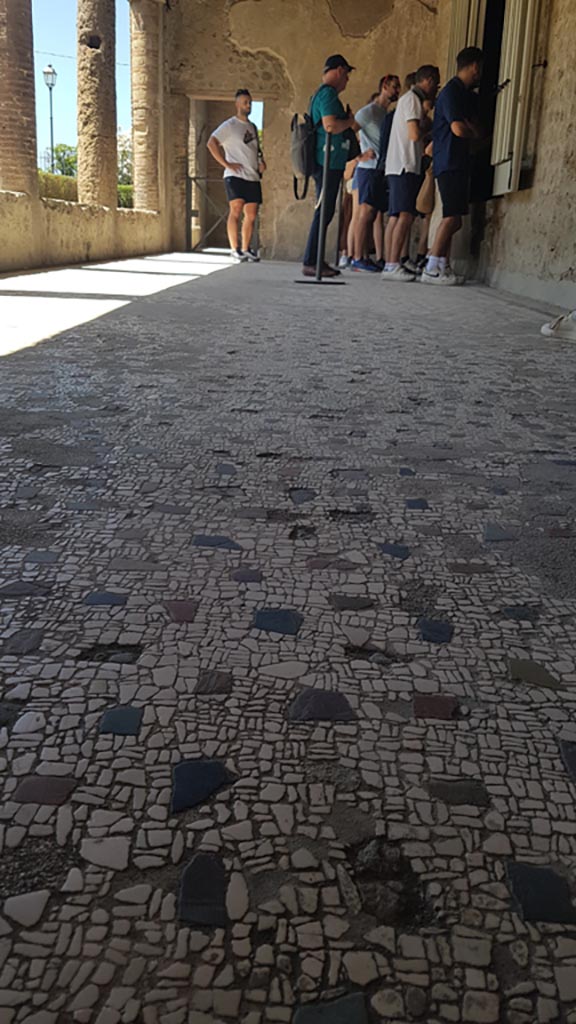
[207,89,266,262]
[382,65,439,282]
[351,74,400,273]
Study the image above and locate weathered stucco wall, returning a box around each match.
[0,191,168,273]
[480,0,576,306]
[172,0,441,260]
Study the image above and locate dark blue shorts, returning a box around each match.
[437,171,469,217]
[224,177,262,205]
[386,172,423,217]
[356,168,388,213]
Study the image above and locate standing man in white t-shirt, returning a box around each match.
[207,89,266,262]
[382,65,439,282]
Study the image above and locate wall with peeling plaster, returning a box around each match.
[172,0,441,260]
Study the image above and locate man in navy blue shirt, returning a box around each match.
[422,46,483,285]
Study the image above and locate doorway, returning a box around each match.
[187,97,265,253]
[470,0,506,203]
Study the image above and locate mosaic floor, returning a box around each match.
[1,255,576,1024]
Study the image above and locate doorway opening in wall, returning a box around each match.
[187,97,265,253]
[470,0,506,203]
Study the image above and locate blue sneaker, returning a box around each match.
[350,259,380,273]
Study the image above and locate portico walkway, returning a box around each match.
[1,255,576,1024]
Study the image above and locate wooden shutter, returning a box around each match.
[491,0,541,194]
[446,0,487,78]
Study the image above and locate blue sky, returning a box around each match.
[32,0,263,169]
[32,0,132,165]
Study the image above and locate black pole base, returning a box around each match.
[294,278,347,286]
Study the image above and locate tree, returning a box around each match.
[52,143,77,176]
[117,129,133,185]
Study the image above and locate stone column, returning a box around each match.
[169,93,190,249]
[0,0,38,195]
[130,0,163,211]
[77,0,117,207]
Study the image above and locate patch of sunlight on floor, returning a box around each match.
[0,252,235,356]
[0,296,130,357]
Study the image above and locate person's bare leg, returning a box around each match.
[401,229,410,260]
[373,212,383,262]
[418,214,431,257]
[429,216,462,258]
[227,199,244,252]
[384,215,397,263]
[241,203,258,252]
[353,204,376,262]
[390,212,414,265]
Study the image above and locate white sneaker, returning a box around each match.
[338,254,350,270]
[241,248,260,262]
[541,310,576,340]
[380,265,416,283]
[421,267,461,286]
[231,249,248,262]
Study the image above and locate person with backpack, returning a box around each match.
[207,89,266,263]
[301,55,358,279]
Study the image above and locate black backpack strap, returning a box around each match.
[293,176,309,201]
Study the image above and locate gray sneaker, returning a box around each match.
[381,265,416,283]
[231,249,248,262]
[421,267,461,286]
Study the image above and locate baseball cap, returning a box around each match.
[323,54,355,73]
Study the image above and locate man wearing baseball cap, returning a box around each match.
[302,55,358,278]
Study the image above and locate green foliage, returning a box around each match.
[38,171,78,201]
[117,184,134,209]
[53,143,78,176]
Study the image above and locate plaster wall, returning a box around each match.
[172,0,442,260]
[480,0,576,306]
[0,191,168,273]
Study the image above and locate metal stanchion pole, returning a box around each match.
[295,128,345,286]
[315,130,333,281]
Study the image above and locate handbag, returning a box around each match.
[416,166,435,215]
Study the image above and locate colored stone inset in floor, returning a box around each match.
[163,599,199,623]
[194,669,233,695]
[329,594,376,612]
[378,542,411,561]
[13,776,77,805]
[428,779,490,807]
[84,591,128,606]
[507,658,563,690]
[413,695,460,720]
[179,852,227,926]
[293,992,368,1024]
[171,759,235,813]
[507,862,576,924]
[288,688,357,723]
[99,706,143,736]
[253,608,304,636]
[193,535,243,551]
[418,618,454,644]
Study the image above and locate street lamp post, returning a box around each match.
[43,64,57,173]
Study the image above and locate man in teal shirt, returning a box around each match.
[303,54,358,277]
